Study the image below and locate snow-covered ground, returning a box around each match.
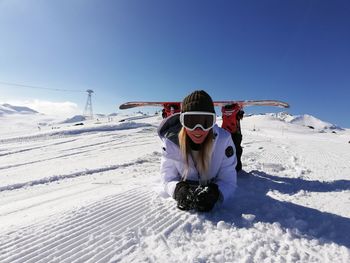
[0,110,349,262]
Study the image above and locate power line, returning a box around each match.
[0,81,85,93]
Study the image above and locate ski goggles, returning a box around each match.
[180,112,216,131]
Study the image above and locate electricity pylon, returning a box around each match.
[83,89,94,119]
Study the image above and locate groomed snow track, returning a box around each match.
[0,187,188,263]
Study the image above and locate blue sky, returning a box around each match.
[0,0,349,126]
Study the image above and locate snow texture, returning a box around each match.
[0,112,349,262]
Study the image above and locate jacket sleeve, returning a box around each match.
[160,142,181,199]
[215,136,237,205]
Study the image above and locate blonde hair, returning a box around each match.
[178,127,214,183]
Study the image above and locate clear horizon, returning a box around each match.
[1,0,349,127]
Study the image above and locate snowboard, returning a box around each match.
[119,100,289,110]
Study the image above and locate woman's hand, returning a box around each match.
[174,181,220,212]
[194,183,220,212]
[174,181,196,210]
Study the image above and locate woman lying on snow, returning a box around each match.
[158,90,237,212]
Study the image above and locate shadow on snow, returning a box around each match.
[208,170,350,248]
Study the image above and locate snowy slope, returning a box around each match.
[0,113,349,262]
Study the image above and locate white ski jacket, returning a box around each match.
[158,113,237,205]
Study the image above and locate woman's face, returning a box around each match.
[185,127,209,144]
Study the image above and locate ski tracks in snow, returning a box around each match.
[0,123,160,190]
[0,151,161,192]
[0,187,189,263]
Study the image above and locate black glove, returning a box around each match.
[194,183,220,212]
[174,181,196,210]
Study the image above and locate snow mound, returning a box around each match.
[0,103,38,115]
[53,122,153,136]
[0,121,154,143]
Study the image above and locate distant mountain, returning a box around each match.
[267,113,343,131]
[0,103,39,115]
[95,114,106,118]
[289,114,342,130]
[61,115,87,124]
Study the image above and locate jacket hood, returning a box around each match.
[157,113,182,146]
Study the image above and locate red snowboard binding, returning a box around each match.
[161,103,181,118]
